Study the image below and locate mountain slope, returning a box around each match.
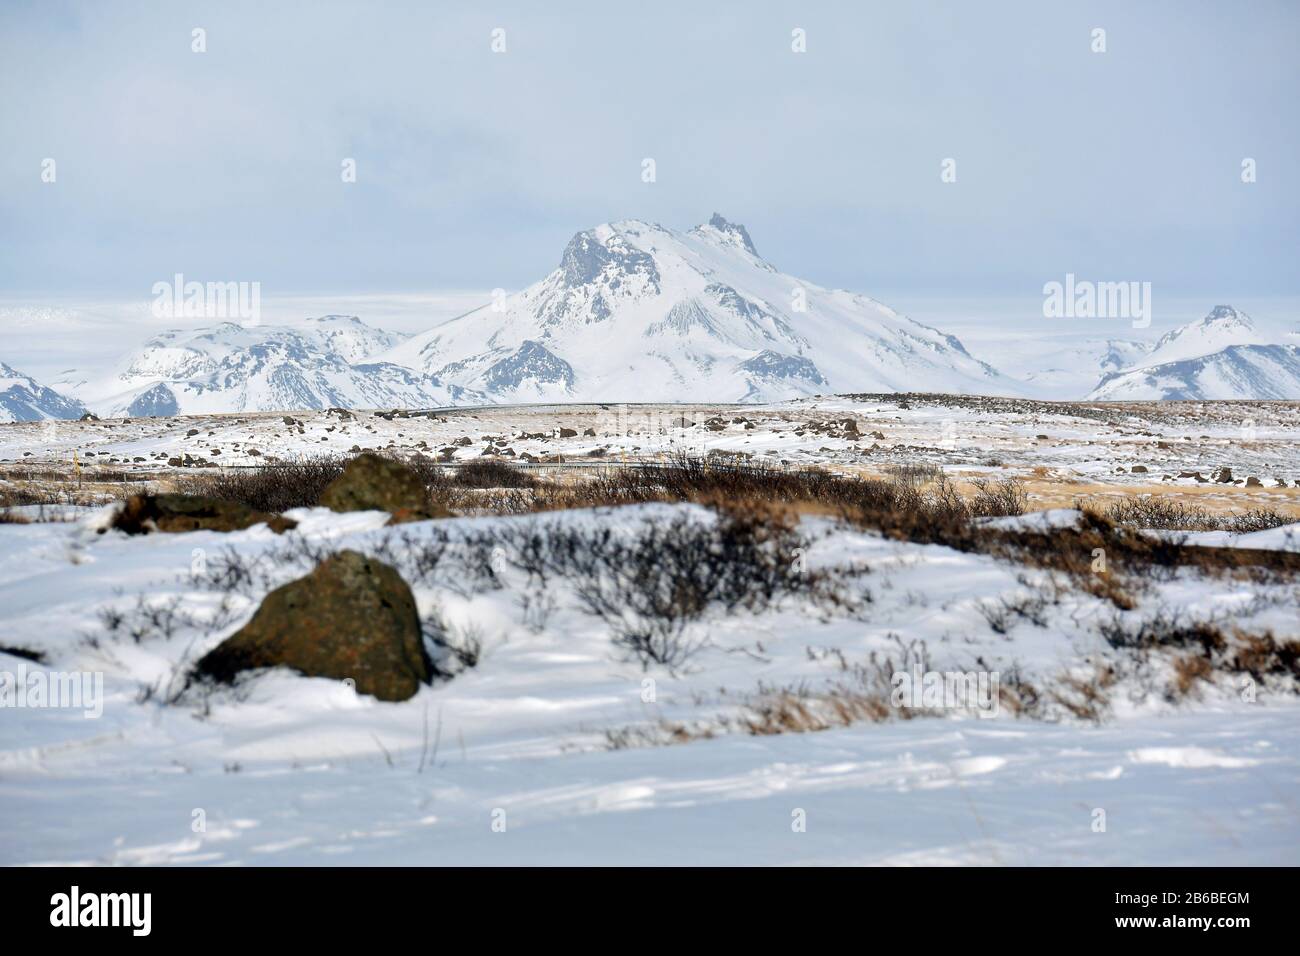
[0,362,87,422]
[1088,306,1300,400]
[1089,344,1300,400]
[59,318,478,417]
[377,215,1020,402]
[300,313,410,363]
[1141,305,1270,367]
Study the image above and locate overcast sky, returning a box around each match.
[2,0,1297,301]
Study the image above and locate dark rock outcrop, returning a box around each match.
[110,494,297,535]
[195,550,430,701]
[318,452,443,523]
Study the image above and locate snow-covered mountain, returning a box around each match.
[298,314,407,364]
[1088,306,1300,400]
[17,230,1297,417]
[57,316,480,417]
[1140,305,1271,367]
[0,362,87,422]
[375,215,1019,402]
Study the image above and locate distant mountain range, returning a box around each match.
[1087,306,1300,400]
[48,315,481,417]
[5,220,1299,417]
[0,361,88,422]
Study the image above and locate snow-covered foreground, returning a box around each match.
[2,503,1298,865]
[6,703,1298,866]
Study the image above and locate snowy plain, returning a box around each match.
[2,388,1298,866]
[2,493,1298,866]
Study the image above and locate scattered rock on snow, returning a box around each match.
[110,494,297,535]
[194,550,430,702]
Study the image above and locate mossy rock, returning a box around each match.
[111,494,296,535]
[195,550,430,701]
[319,452,445,523]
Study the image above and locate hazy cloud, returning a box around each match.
[2,0,1297,296]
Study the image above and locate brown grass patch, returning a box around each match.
[1170,654,1214,699]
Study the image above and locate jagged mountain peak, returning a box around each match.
[692,213,761,258]
[1164,304,1257,343]
[376,214,1020,402]
[559,227,661,292]
[1204,304,1251,324]
[1143,304,1267,368]
[1088,304,1297,400]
